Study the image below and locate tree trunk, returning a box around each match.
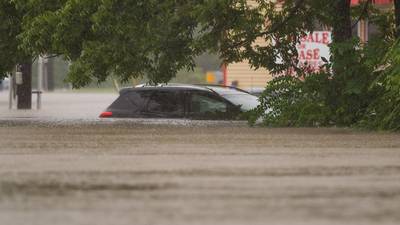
[328,0,354,124]
[332,0,352,43]
[395,0,400,38]
[16,62,32,109]
[331,0,352,76]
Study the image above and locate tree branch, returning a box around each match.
[260,0,306,37]
[44,54,62,59]
[228,0,306,49]
[351,0,371,29]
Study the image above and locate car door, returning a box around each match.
[186,90,239,120]
[142,89,185,118]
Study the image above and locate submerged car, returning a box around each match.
[100,84,259,120]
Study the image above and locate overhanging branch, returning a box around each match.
[351,0,371,29]
[229,0,306,49]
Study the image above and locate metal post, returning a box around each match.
[43,57,48,91]
[37,56,45,110]
[37,92,41,110]
[38,56,43,92]
[8,73,13,110]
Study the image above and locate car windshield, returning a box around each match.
[222,94,259,111]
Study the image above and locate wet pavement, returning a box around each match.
[0,91,400,225]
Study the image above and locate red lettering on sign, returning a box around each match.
[300,32,330,44]
[314,49,320,60]
[322,33,329,45]
[299,49,321,61]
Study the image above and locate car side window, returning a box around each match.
[109,94,135,111]
[124,91,150,113]
[189,92,229,119]
[146,91,184,117]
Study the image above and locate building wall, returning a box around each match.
[225,60,272,89]
[225,0,281,89]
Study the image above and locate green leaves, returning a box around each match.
[364,39,400,130]
[63,0,201,87]
[197,0,315,74]
[4,0,203,87]
[0,0,23,78]
[250,72,333,127]
[244,0,399,130]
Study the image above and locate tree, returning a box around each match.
[1,0,399,128]
[0,1,32,109]
[14,0,203,88]
[196,0,399,128]
[196,0,358,74]
[196,0,315,75]
[3,0,356,87]
[0,1,20,78]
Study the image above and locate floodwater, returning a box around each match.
[0,91,400,225]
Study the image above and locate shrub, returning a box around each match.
[362,40,400,130]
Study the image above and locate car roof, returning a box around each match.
[119,83,249,95]
[199,85,250,95]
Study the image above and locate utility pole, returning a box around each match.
[16,62,32,109]
[8,73,13,109]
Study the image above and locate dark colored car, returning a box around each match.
[100,84,259,120]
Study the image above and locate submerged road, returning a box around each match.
[0,92,400,225]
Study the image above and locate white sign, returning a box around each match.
[297,31,331,72]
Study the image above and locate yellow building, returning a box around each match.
[224,0,282,89]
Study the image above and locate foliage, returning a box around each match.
[196,0,319,75]
[0,0,25,78]
[246,2,399,129]
[249,38,377,127]
[249,73,332,127]
[1,0,204,87]
[250,34,399,128]
[362,40,400,130]
[195,0,395,128]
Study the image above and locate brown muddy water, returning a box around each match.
[0,92,400,225]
